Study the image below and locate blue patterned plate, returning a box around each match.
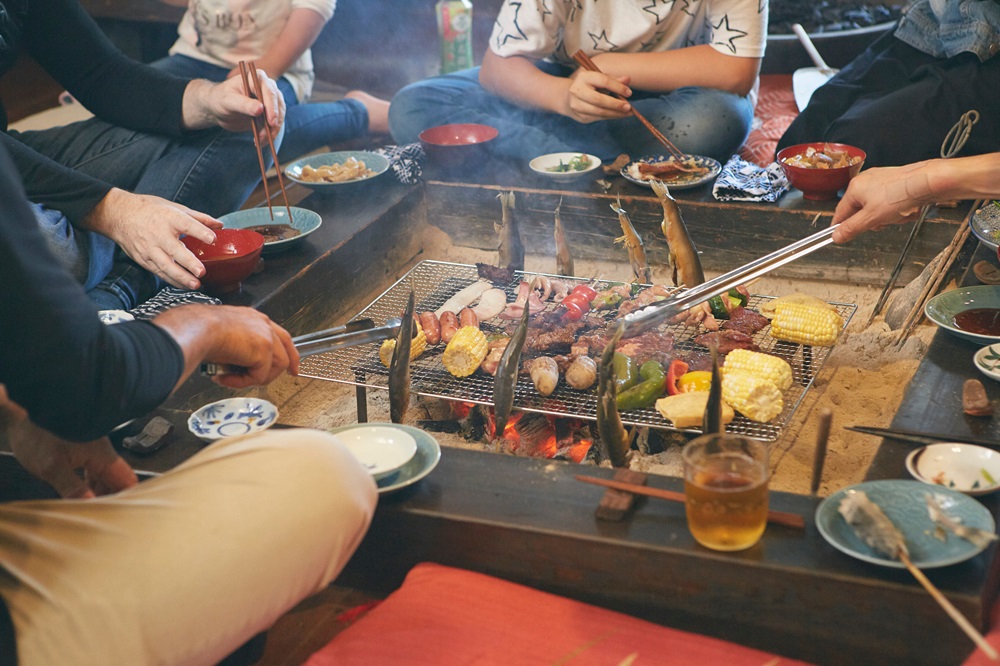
[187,397,279,443]
[219,206,322,255]
[816,480,996,568]
[284,150,390,192]
[621,154,721,190]
[331,423,441,495]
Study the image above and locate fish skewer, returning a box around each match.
[553,196,575,277]
[839,491,999,660]
[496,191,525,273]
[595,325,633,467]
[388,290,415,424]
[610,197,651,285]
[651,180,704,288]
[493,297,531,441]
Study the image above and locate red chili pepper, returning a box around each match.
[665,359,690,396]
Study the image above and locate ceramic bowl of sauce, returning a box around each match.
[218,206,322,255]
[925,285,1000,344]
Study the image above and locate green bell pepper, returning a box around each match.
[616,361,666,411]
[613,352,640,392]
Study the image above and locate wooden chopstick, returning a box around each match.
[238,60,294,221]
[574,474,806,530]
[571,50,687,162]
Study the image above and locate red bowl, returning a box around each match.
[776,142,866,201]
[419,123,498,169]
[181,228,264,294]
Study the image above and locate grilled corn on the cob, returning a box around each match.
[379,320,427,367]
[442,326,488,377]
[770,302,842,347]
[721,370,784,422]
[723,349,793,390]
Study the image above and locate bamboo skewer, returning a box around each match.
[570,50,687,162]
[574,474,806,530]
[900,550,999,660]
[238,60,293,221]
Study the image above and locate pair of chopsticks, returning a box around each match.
[570,50,687,163]
[846,425,1000,449]
[575,474,806,530]
[623,216,834,333]
[237,61,293,221]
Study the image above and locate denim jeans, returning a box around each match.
[388,63,754,163]
[149,54,369,162]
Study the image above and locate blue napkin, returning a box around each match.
[374,143,426,184]
[712,155,790,203]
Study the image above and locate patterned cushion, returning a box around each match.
[307,562,812,665]
[739,74,799,167]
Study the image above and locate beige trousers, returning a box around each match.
[0,428,377,665]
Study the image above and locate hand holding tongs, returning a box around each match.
[622,224,837,334]
[201,317,401,376]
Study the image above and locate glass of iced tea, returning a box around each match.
[683,434,769,551]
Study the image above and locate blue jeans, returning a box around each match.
[150,55,369,162]
[388,63,754,163]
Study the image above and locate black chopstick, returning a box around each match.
[846,425,1000,449]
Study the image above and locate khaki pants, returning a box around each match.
[0,428,377,665]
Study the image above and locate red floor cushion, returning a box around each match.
[307,562,812,665]
[739,74,799,168]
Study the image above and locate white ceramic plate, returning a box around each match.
[337,424,418,480]
[815,480,996,568]
[906,443,1000,496]
[187,397,278,443]
[528,152,601,181]
[621,155,721,190]
[975,343,1000,382]
[331,423,441,494]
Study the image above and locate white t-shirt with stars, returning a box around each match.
[490,0,768,65]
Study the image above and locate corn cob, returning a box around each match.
[379,320,427,367]
[721,370,784,423]
[723,349,794,390]
[770,302,842,347]
[442,326,488,377]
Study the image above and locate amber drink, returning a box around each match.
[683,435,769,551]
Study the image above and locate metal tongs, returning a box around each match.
[201,317,401,376]
[622,225,837,334]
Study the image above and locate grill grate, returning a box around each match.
[299,260,856,442]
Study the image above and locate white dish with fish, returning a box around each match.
[621,154,721,190]
[815,480,995,568]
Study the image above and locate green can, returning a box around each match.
[436,0,474,74]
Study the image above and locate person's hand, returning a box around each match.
[182,68,285,148]
[0,385,138,499]
[831,164,928,243]
[563,69,633,123]
[84,188,222,290]
[152,304,300,389]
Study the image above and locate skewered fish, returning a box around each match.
[837,490,908,559]
[553,196,575,277]
[388,290,416,424]
[496,191,525,273]
[650,179,704,288]
[610,197,651,285]
[595,325,633,467]
[493,298,531,439]
[926,494,999,548]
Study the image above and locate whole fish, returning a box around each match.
[838,490,908,560]
[609,197,651,285]
[388,289,415,424]
[595,325,633,467]
[553,196,575,277]
[493,297,530,440]
[495,191,525,273]
[702,345,723,435]
[650,179,705,288]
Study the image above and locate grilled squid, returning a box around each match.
[565,356,597,390]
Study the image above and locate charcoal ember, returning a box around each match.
[694,330,760,354]
[721,307,769,336]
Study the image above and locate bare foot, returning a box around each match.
[345,90,390,135]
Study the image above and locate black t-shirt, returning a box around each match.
[0,0,190,223]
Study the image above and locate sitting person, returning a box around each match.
[153,0,390,162]
[4,0,287,310]
[831,152,1000,242]
[777,0,1000,168]
[0,142,377,665]
[388,0,766,163]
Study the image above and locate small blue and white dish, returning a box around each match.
[218,206,322,255]
[284,150,390,193]
[187,397,278,443]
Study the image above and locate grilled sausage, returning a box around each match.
[418,311,441,345]
[439,311,459,344]
[458,307,479,329]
